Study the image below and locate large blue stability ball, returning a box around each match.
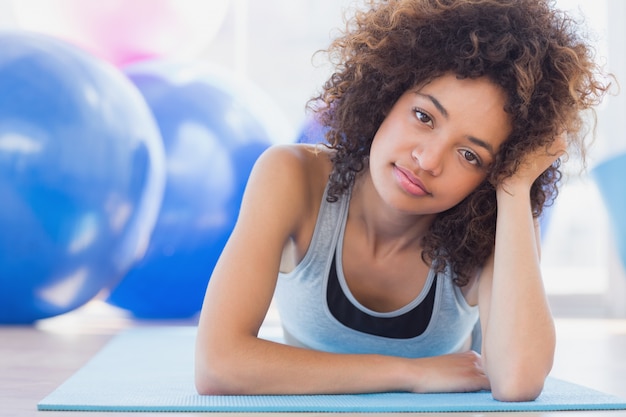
[296,115,329,145]
[106,61,276,319]
[592,153,626,271]
[0,32,167,324]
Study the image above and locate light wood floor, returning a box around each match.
[2,299,626,417]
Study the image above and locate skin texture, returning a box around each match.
[195,0,611,402]
[195,74,559,401]
[316,0,610,285]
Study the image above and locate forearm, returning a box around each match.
[482,185,555,400]
[195,335,410,395]
[195,331,491,395]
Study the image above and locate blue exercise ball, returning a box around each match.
[106,61,277,319]
[296,115,329,145]
[0,32,167,324]
[592,153,626,271]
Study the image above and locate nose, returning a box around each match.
[411,142,444,176]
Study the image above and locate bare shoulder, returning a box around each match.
[249,143,333,206]
[255,143,333,177]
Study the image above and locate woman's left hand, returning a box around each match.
[500,133,567,192]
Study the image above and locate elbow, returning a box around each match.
[194,358,231,395]
[194,369,224,396]
[488,353,553,402]
[487,335,555,402]
[195,376,219,396]
[195,356,244,395]
[490,365,550,402]
[491,377,545,402]
[195,344,247,395]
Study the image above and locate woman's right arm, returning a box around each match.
[194,145,488,395]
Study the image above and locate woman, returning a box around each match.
[195,0,610,401]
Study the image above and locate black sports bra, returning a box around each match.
[326,254,437,339]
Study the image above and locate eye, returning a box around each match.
[460,149,482,167]
[413,108,434,128]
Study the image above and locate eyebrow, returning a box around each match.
[468,136,495,157]
[417,92,495,157]
[420,93,448,118]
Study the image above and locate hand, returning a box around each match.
[500,133,567,193]
[408,351,490,394]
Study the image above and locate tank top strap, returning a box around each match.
[293,183,351,276]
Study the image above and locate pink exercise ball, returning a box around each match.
[13,0,230,66]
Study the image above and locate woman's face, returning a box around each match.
[368,73,511,215]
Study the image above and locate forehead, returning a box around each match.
[414,74,508,103]
[410,74,512,148]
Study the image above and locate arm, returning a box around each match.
[195,145,407,394]
[194,144,489,395]
[478,137,566,401]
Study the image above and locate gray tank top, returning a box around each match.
[274,183,480,358]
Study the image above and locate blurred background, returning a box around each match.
[0,0,624,324]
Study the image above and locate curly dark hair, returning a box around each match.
[309,0,611,285]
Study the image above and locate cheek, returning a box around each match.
[451,174,488,201]
[368,132,391,167]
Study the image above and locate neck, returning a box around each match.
[349,174,436,258]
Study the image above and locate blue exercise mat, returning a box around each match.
[38,326,626,413]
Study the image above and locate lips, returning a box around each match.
[393,165,431,196]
